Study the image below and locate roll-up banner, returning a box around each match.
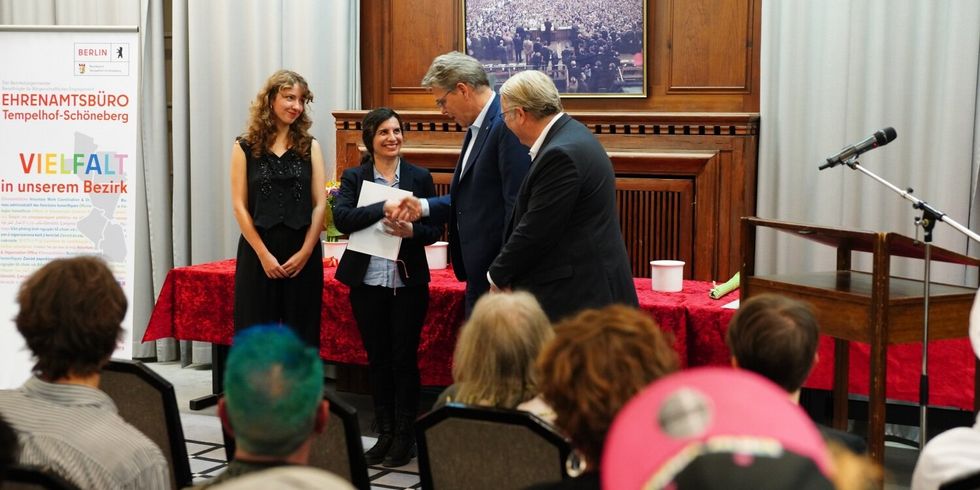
[0,26,140,388]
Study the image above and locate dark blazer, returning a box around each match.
[489,114,638,322]
[333,159,441,287]
[428,94,530,298]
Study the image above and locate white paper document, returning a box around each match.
[346,180,413,261]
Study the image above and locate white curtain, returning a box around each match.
[0,0,175,360]
[0,0,138,24]
[171,0,360,362]
[758,0,980,285]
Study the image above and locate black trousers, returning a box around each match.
[349,284,429,416]
[463,274,489,320]
[233,225,323,349]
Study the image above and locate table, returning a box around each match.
[144,260,976,410]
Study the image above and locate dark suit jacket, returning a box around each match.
[428,94,530,297]
[489,114,638,322]
[333,159,441,287]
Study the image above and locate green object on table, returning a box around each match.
[709,272,740,299]
[323,206,344,242]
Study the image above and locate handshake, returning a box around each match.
[384,196,423,222]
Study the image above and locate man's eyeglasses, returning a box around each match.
[501,107,520,121]
[434,88,455,108]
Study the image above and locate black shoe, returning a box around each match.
[364,408,395,465]
[382,433,416,467]
[364,432,394,465]
[383,411,417,467]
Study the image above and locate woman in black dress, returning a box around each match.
[333,108,440,467]
[231,70,326,349]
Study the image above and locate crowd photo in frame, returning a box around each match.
[462,0,647,97]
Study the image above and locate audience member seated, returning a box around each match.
[527,305,680,489]
[911,290,980,490]
[209,466,354,489]
[0,256,171,489]
[0,415,18,481]
[602,367,841,490]
[726,294,867,454]
[193,325,354,489]
[434,292,555,421]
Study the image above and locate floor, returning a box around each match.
[146,361,920,490]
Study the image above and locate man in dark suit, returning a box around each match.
[388,51,530,316]
[487,70,638,322]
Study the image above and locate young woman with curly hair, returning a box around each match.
[231,70,326,349]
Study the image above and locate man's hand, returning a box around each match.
[486,272,511,293]
[385,196,422,221]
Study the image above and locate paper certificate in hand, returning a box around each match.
[346,180,413,260]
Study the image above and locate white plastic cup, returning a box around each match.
[425,241,449,269]
[651,260,685,292]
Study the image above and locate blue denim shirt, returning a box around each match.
[362,161,405,289]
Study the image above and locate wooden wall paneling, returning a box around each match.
[666,0,753,93]
[716,147,740,280]
[335,120,364,178]
[359,0,387,109]
[360,0,460,110]
[401,147,459,172]
[387,0,457,94]
[720,138,758,278]
[694,152,721,280]
[616,177,695,278]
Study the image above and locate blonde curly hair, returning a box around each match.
[242,70,314,159]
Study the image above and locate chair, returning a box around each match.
[941,470,980,490]
[98,359,192,489]
[221,390,371,490]
[416,403,572,490]
[309,390,370,490]
[3,464,80,490]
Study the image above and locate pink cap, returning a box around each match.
[602,367,832,490]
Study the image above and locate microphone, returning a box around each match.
[819,127,897,170]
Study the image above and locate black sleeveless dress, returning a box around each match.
[232,139,323,349]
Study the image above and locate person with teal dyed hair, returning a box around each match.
[195,325,353,489]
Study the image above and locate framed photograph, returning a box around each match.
[462,0,647,98]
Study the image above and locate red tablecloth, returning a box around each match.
[144,260,975,410]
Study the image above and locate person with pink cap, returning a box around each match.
[602,367,836,490]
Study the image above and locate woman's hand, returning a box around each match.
[260,252,289,279]
[382,218,414,238]
[282,248,312,278]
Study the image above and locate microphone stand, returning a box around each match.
[839,156,980,448]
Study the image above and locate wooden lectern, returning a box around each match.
[741,217,980,464]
